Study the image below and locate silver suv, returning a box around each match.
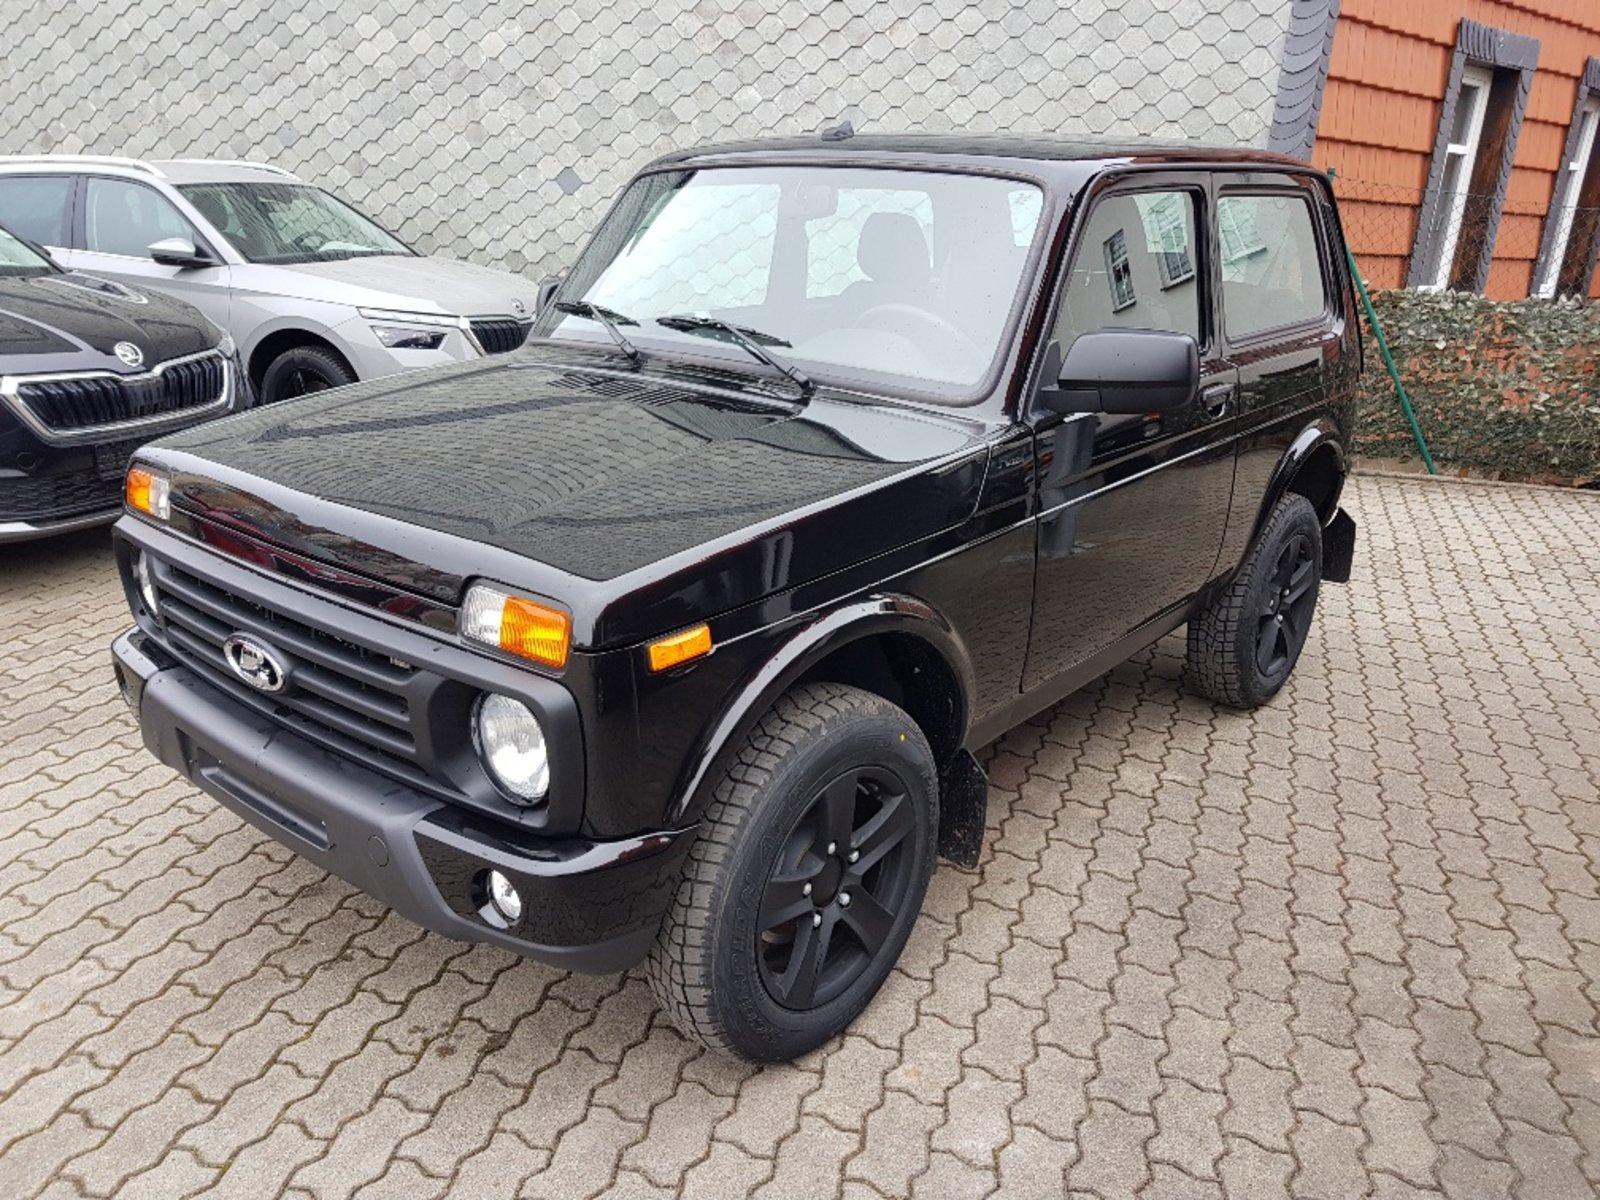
[0,156,542,404]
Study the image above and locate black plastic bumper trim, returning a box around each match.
[112,626,691,973]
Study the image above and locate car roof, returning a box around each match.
[149,160,304,185]
[0,155,302,186]
[646,132,1314,182]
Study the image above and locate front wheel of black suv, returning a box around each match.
[648,683,938,1062]
[1186,492,1323,709]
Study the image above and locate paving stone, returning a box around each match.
[2,477,1600,1199]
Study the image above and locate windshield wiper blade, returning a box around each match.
[553,299,643,365]
[656,314,813,397]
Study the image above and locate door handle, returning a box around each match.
[1201,383,1235,420]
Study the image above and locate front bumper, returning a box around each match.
[0,507,117,543]
[112,626,692,972]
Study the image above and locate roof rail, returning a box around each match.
[160,159,299,179]
[0,154,164,176]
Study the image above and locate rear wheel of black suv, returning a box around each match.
[1186,493,1322,709]
[648,683,938,1061]
[259,345,355,404]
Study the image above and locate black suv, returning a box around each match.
[109,135,1358,1060]
[0,223,244,540]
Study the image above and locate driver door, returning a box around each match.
[1023,174,1238,691]
[61,175,232,332]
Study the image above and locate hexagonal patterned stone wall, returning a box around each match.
[0,0,1293,281]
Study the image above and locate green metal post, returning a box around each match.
[1329,168,1437,475]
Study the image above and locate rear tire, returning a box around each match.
[647,683,938,1062]
[258,345,355,404]
[1186,493,1322,708]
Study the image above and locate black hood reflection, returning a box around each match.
[154,350,990,628]
[0,273,214,368]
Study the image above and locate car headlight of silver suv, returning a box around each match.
[359,308,460,351]
[371,324,447,350]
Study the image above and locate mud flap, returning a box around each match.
[937,749,988,869]
[1323,507,1356,584]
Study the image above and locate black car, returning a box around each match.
[108,134,1359,1061]
[0,223,243,541]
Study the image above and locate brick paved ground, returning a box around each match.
[1,473,1598,1199]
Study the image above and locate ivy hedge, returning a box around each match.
[1355,289,1600,485]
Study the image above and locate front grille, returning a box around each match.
[150,561,448,791]
[469,318,531,355]
[0,469,122,520]
[16,353,227,432]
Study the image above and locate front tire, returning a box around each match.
[258,345,355,404]
[648,683,938,1061]
[1186,493,1323,708]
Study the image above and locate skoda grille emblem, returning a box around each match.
[223,634,288,693]
[113,341,144,368]
[511,297,527,316]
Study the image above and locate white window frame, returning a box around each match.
[1421,65,1494,292]
[1536,96,1600,298]
[1134,193,1194,289]
[1103,229,1135,312]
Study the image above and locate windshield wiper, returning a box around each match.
[553,299,643,365]
[656,314,813,397]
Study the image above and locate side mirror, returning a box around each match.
[148,237,215,269]
[1040,329,1200,416]
[536,273,565,314]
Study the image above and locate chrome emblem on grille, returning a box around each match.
[113,341,144,368]
[511,298,527,316]
[223,634,287,693]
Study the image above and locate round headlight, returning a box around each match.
[135,551,159,615]
[475,693,549,802]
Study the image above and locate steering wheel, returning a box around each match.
[856,303,982,362]
[290,232,327,255]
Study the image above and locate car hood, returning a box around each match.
[140,350,994,647]
[0,272,216,374]
[243,254,540,318]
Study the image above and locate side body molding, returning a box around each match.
[667,594,980,828]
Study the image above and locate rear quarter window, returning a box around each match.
[1217,193,1328,339]
[0,176,73,246]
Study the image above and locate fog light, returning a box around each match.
[474,693,549,802]
[487,870,522,924]
[134,551,159,615]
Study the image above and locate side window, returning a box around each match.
[83,178,200,258]
[0,176,73,246]
[1055,189,1201,352]
[1217,193,1328,339]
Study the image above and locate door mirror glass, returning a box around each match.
[536,272,565,314]
[148,237,213,268]
[1043,328,1199,415]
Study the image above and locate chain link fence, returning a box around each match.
[1330,174,1600,300]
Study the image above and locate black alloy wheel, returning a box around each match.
[756,764,919,1010]
[647,682,939,1061]
[1256,531,1316,676]
[259,345,356,405]
[1185,492,1323,709]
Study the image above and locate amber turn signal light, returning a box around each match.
[461,584,571,669]
[647,623,712,673]
[125,465,170,520]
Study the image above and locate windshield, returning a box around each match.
[0,224,55,277]
[177,182,413,265]
[541,166,1045,403]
